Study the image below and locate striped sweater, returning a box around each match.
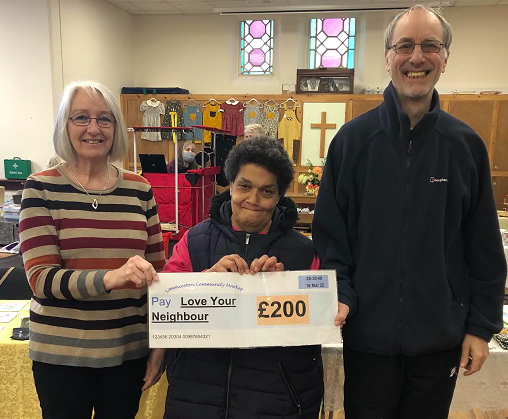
[19,165,166,368]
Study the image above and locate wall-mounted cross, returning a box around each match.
[311,112,336,158]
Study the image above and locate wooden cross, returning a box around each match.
[311,112,336,158]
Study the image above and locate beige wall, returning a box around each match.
[0,0,135,175]
[132,6,508,94]
[0,0,55,177]
[57,0,135,101]
[439,6,508,91]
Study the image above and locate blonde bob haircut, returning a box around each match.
[53,81,128,164]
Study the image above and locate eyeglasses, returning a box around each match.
[389,40,444,55]
[69,114,116,128]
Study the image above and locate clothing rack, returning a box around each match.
[128,125,229,234]
[129,126,191,234]
[190,125,230,221]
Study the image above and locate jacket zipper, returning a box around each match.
[224,349,234,418]
[167,349,184,386]
[397,139,412,351]
[278,362,302,416]
[243,233,251,260]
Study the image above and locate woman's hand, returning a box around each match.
[208,254,249,274]
[249,255,284,274]
[103,255,159,290]
[142,348,166,391]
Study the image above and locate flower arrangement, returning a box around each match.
[298,159,325,196]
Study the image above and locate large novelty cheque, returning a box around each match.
[149,270,340,348]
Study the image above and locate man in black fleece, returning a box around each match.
[313,5,506,419]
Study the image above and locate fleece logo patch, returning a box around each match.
[430,177,448,183]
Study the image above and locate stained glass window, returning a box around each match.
[309,18,356,69]
[240,20,274,75]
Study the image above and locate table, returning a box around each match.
[1,300,507,418]
[0,300,165,419]
[0,301,39,419]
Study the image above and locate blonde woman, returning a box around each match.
[19,81,166,418]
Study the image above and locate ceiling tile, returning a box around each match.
[171,2,215,10]
[454,0,498,4]
[130,1,178,10]
[111,2,147,13]
[104,0,508,14]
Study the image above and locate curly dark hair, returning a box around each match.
[224,136,294,195]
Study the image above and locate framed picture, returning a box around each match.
[296,68,354,94]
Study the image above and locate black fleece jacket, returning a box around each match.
[313,82,506,356]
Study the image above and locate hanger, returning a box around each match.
[226,97,239,105]
[280,97,301,109]
[203,98,218,108]
[185,98,200,107]
[264,99,279,107]
[147,97,160,107]
[244,98,263,108]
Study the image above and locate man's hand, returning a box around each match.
[249,255,284,274]
[142,348,165,391]
[334,302,350,328]
[460,334,489,376]
[208,254,250,274]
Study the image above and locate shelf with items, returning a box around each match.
[0,179,25,191]
[286,193,316,234]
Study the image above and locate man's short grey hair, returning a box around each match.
[384,5,452,55]
[53,81,128,164]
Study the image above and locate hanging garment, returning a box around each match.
[183,104,203,142]
[140,100,165,142]
[220,102,244,137]
[243,103,262,127]
[260,102,279,140]
[202,102,222,143]
[278,102,301,165]
[215,134,237,187]
[162,99,184,142]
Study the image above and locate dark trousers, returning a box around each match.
[343,345,461,419]
[32,356,148,419]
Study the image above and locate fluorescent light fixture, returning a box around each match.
[220,2,450,15]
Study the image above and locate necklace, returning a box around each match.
[71,166,110,210]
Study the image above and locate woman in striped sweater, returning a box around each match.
[19,81,166,419]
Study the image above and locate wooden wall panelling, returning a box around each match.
[120,94,508,205]
[491,176,508,210]
[448,100,494,148]
[488,101,500,170]
[493,101,508,172]
[351,98,383,119]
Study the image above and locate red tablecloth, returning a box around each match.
[144,166,220,240]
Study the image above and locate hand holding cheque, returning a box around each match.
[148,270,340,348]
[208,254,284,274]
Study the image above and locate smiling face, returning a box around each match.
[67,88,115,164]
[230,163,280,233]
[385,9,449,102]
